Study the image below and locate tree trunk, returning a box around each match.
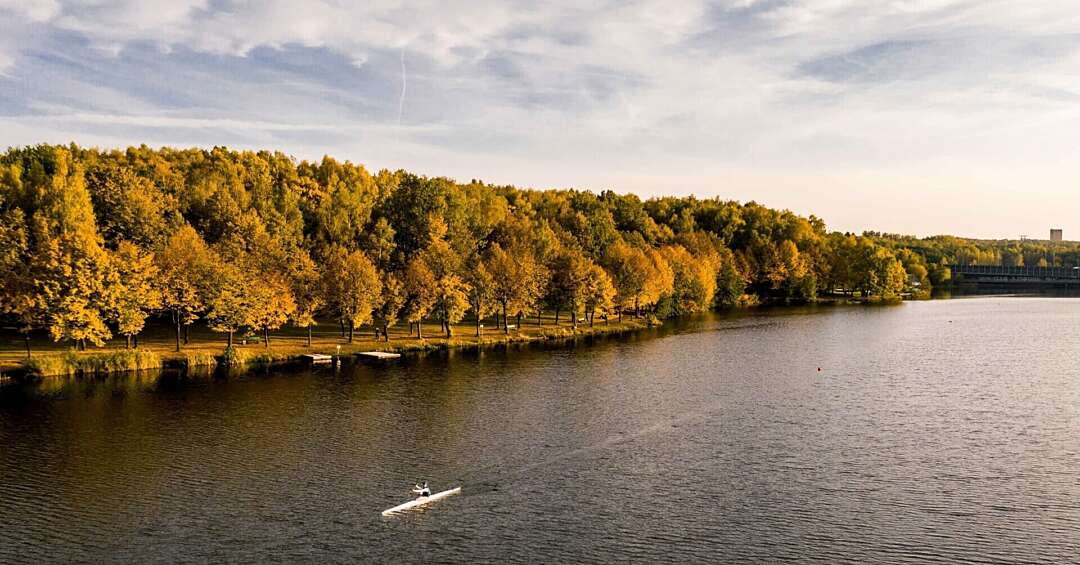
[24,333,31,359]
[555,307,560,326]
[589,309,594,327]
[571,301,577,329]
[184,325,190,345]
[618,308,623,323]
[635,297,640,318]
[126,335,132,349]
[516,313,522,329]
[264,327,270,348]
[502,303,508,334]
[175,313,181,352]
[228,331,233,348]
[445,321,452,339]
[340,319,346,338]
[383,324,390,342]
[417,320,423,340]
[537,311,542,326]
[475,310,481,337]
[307,325,312,347]
[348,320,354,343]
[134,334,139,348]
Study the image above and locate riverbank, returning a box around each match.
[0,314,652,379]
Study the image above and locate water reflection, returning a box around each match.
[3,298,1080,563]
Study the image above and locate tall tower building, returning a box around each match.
[1051,229,1063,242]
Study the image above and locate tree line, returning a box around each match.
[1,144,930,357]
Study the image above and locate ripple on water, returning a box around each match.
[3,299,1080,562]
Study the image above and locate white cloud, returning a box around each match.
[2,0,1080,237]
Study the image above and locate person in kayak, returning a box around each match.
[413,481,431,497]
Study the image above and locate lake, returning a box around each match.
[3,297,1080,563]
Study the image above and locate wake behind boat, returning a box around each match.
[381,487,462,516]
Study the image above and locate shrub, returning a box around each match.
[21,355,74,378]
[182,351,218,369]
[20,349,163,377]
[221,346,250,368]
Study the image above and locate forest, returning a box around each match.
[0,144,1066,361]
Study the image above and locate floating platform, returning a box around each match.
[357,351,401,360]
[302,354,334,364]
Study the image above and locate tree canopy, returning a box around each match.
[0,143,998,354]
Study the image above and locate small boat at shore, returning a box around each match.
[381,487,461,516]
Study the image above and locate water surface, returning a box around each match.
[3,297,1080,563]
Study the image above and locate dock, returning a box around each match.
[357,351,401,360]
[302,354,334,364]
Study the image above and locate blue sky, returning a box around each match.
[2,1,1079,239]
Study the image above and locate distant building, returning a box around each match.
[1051,229,1063,242]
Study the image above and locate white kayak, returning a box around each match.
[381,487,461,516]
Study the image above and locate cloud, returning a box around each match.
[2,1,1080,237]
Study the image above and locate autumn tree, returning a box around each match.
[373,271,405,341]
[0,205,43,358]
[290,250,323,347]
[110,241,161,348]
[465,261,494,337]
[603,241,649,320]
[23,148,115,349]
[486,243,546,333]
[324,246,382,343]
[245,271,297,348]
[431,274,470,338]
[548,249,590,328]
[662,245,717,315]
[205,259,250,348]
[583,264,616,326]
[402,257,436,339]
[157,225,214,351]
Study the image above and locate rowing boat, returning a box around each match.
[381,487,461,516]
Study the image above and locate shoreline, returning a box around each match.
[1,318,654,381]
[1,295,935,382]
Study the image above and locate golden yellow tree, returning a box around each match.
[245,271,297,348]
[156,225,214,351]
[402,257,436,339]
[583,264,616,326]
[323,247,382,343]
[290,250,323,347]
[110,241,161,348]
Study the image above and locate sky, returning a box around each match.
[1,1,1079,239]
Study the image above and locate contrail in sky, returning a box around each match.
[397,49,407,129]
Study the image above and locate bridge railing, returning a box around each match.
[949,264,1080,279]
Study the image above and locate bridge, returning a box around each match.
[950,264,1080,287]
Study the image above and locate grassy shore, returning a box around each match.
[0,313,650,378]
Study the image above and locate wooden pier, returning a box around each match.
[357,351,401,360]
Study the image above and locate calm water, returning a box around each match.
[3,297,1080,563]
